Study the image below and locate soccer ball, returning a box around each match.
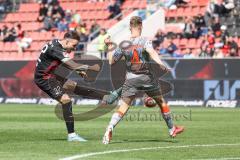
[144,97,157,108]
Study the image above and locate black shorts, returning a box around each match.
[121,74,162,98]
[34,77,66,101]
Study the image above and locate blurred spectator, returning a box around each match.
[68,21,78,31]
[183,17,197,39]
[41,0,48,4]
[204,0,216,26]
[161,0,188,9]
[206,30,215,49]
[116,0,125,6]
[159,41,169,55]
[220,25,229,41]
[159,37,178,57]
[214,36,224,49]
[90,20,101,40]
[37,2,48,22]
[41,0,59,5]
[162,0,176,8]
[153,29,166,49]
[69,12,81,31]
[199,45,211,57]
[211,17,221,33]
[223,0,235,11]
[76,32,88,54]
[72,12,81,24]
[16,31,32,53]
[174,0,188,6]
[3,26,17,42]
[51,2,65,26]
[194,14,206,29]
[193,14,206,37]
[221,41,230,56]
[90,21,100,34]
[75,23,88,54]
[57,18,68,32]
[98,28,108,59]
[183,48,196,58]
[0,0,13,14]
[212,48,224,58]
[49,0,59,5]
[214,0,228,16]
[15,24,23,37]
[76,22,87,35]
[227,36,238,56]
[41,10,55,31]
[0,25,8,41]
[108,0,121,19]
[65,9,72,24]
[165,37,178,55]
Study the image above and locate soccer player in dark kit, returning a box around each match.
[34,31,112,142]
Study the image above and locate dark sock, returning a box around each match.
[62,102,74,134]
[73,85,109,100]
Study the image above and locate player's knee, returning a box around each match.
[121,96,134,105]
[60,94,72,104]
[116,99,131,114]
[63,80,77,91]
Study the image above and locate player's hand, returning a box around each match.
[160,65,171,73]
[77,71,87,78]
[104,36,112,46]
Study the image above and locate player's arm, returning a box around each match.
[63,59,100,72]
[145,40,170,71]
[104,36,123,65]
[50,47,100,72]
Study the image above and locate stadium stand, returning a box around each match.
[0,0,239,60]
[0,0,146,60]
[155,0,240,58]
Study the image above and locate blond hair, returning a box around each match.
[130,16,142,28]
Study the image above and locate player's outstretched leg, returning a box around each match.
[60,94,87,142]
[154,96,184,138]
[63,79,122,105]
[102,87,122,105]
[102,97,133,144]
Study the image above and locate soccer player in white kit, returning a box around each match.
[102,16,184,144]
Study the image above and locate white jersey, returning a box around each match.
[113,36,154,79]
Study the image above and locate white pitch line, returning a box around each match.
[60,143,240,160]
[190,158,240,160]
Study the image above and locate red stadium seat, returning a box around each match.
[179,39,188,48]
[0,0,147,60]
[0,42,4,50]
[3,42,18,52]
[173,39,180,46]
[18,3,39,12]
[22,22,41,31]
[28,32,40,41]
[188,38,197,48]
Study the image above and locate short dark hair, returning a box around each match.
[130,16,142,28]
[64,31,80,41]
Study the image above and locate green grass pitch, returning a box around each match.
[0,104,240,160]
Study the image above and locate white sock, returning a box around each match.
[68,132,76,137]
[169,126,175,135]
[109,112,123,129]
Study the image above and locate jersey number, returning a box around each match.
[36,44,48,67]
[41,44,48,54]
[131,49,140,63]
